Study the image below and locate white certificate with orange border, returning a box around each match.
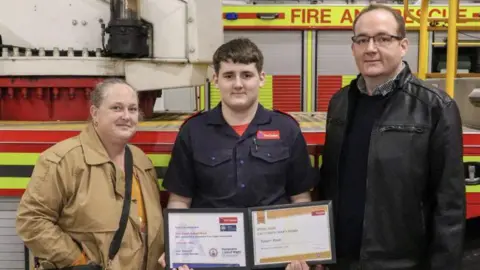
[249,201,336,268]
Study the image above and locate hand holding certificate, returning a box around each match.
[164,201,336,269]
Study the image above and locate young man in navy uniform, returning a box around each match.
[161,38,319,270]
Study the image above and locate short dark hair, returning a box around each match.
[353,4,406,38]
[212,38,264,74]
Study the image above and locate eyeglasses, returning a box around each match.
[351,34,404,48]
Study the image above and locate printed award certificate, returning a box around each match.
[249,201,336,268]
[164,209,250,270]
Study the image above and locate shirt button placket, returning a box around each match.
[238,157,245,188]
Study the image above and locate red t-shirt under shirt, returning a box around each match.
[231,123,249,136]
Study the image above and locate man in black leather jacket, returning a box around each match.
[318,4,465,270]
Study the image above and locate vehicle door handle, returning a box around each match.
[465,162,480,185]
[256,13,279,20]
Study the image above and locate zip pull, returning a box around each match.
[253,137,258,151]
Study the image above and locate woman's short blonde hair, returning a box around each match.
[90,78,138,108]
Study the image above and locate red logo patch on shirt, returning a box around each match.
[257,130,280,140]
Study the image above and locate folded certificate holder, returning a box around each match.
[164,201,337,270]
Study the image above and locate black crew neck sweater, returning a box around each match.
[336,92,388,259]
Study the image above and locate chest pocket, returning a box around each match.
[193,149,233,197]
[376,123,430,162]
[249,144,290,196]
[250,145,290,166]
[194,149,232,167]
[327,117,345,126]
[326,117,346,140]
[324,117,346,156]
[64,165,121,234]
[379,124,427,134]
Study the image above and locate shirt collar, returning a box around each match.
[207,102,271,126]
[357,62,405,96]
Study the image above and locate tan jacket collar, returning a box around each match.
[79,123,153,170]
[80,123,111,165]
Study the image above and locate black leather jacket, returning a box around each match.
[319,63,465,270]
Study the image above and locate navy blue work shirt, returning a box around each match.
[163,103,318,208]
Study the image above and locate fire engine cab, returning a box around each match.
[0,0,479,268]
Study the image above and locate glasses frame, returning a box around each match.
[351,34,404,47]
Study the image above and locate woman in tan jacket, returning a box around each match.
[16,79,167,270]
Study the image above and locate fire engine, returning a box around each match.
[0,0,479,268]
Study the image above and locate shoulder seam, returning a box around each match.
[331,85,350,100]
[407,80,452,107]
[180,111,205,129]
[272,109,299,126]
[42,137,82,164]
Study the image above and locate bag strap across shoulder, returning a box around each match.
[107,146,133,267]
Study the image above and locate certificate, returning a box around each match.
[164,209,250,270]
[249,201,336,268]
[164,201,336,269]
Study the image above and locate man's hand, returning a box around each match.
[290,191,312,204]
[285,261,325,270]
[285,260,310,270]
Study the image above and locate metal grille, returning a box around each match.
[0,197,24,269]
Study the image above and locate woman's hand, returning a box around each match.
[158,253,166,268]
[174,265,193,270]
[158,253,193,270]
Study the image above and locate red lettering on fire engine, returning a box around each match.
[291,9,302,23]
[340,9,362,24]
[291,7,467,26]
[308,9,319,23]
[290,8,331,24]
[321,9,331,23]
[412,8,455,20]
[418,8,463,20]
[340,9,353,24]
[406,9,415,23]
[429,9,442,17]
